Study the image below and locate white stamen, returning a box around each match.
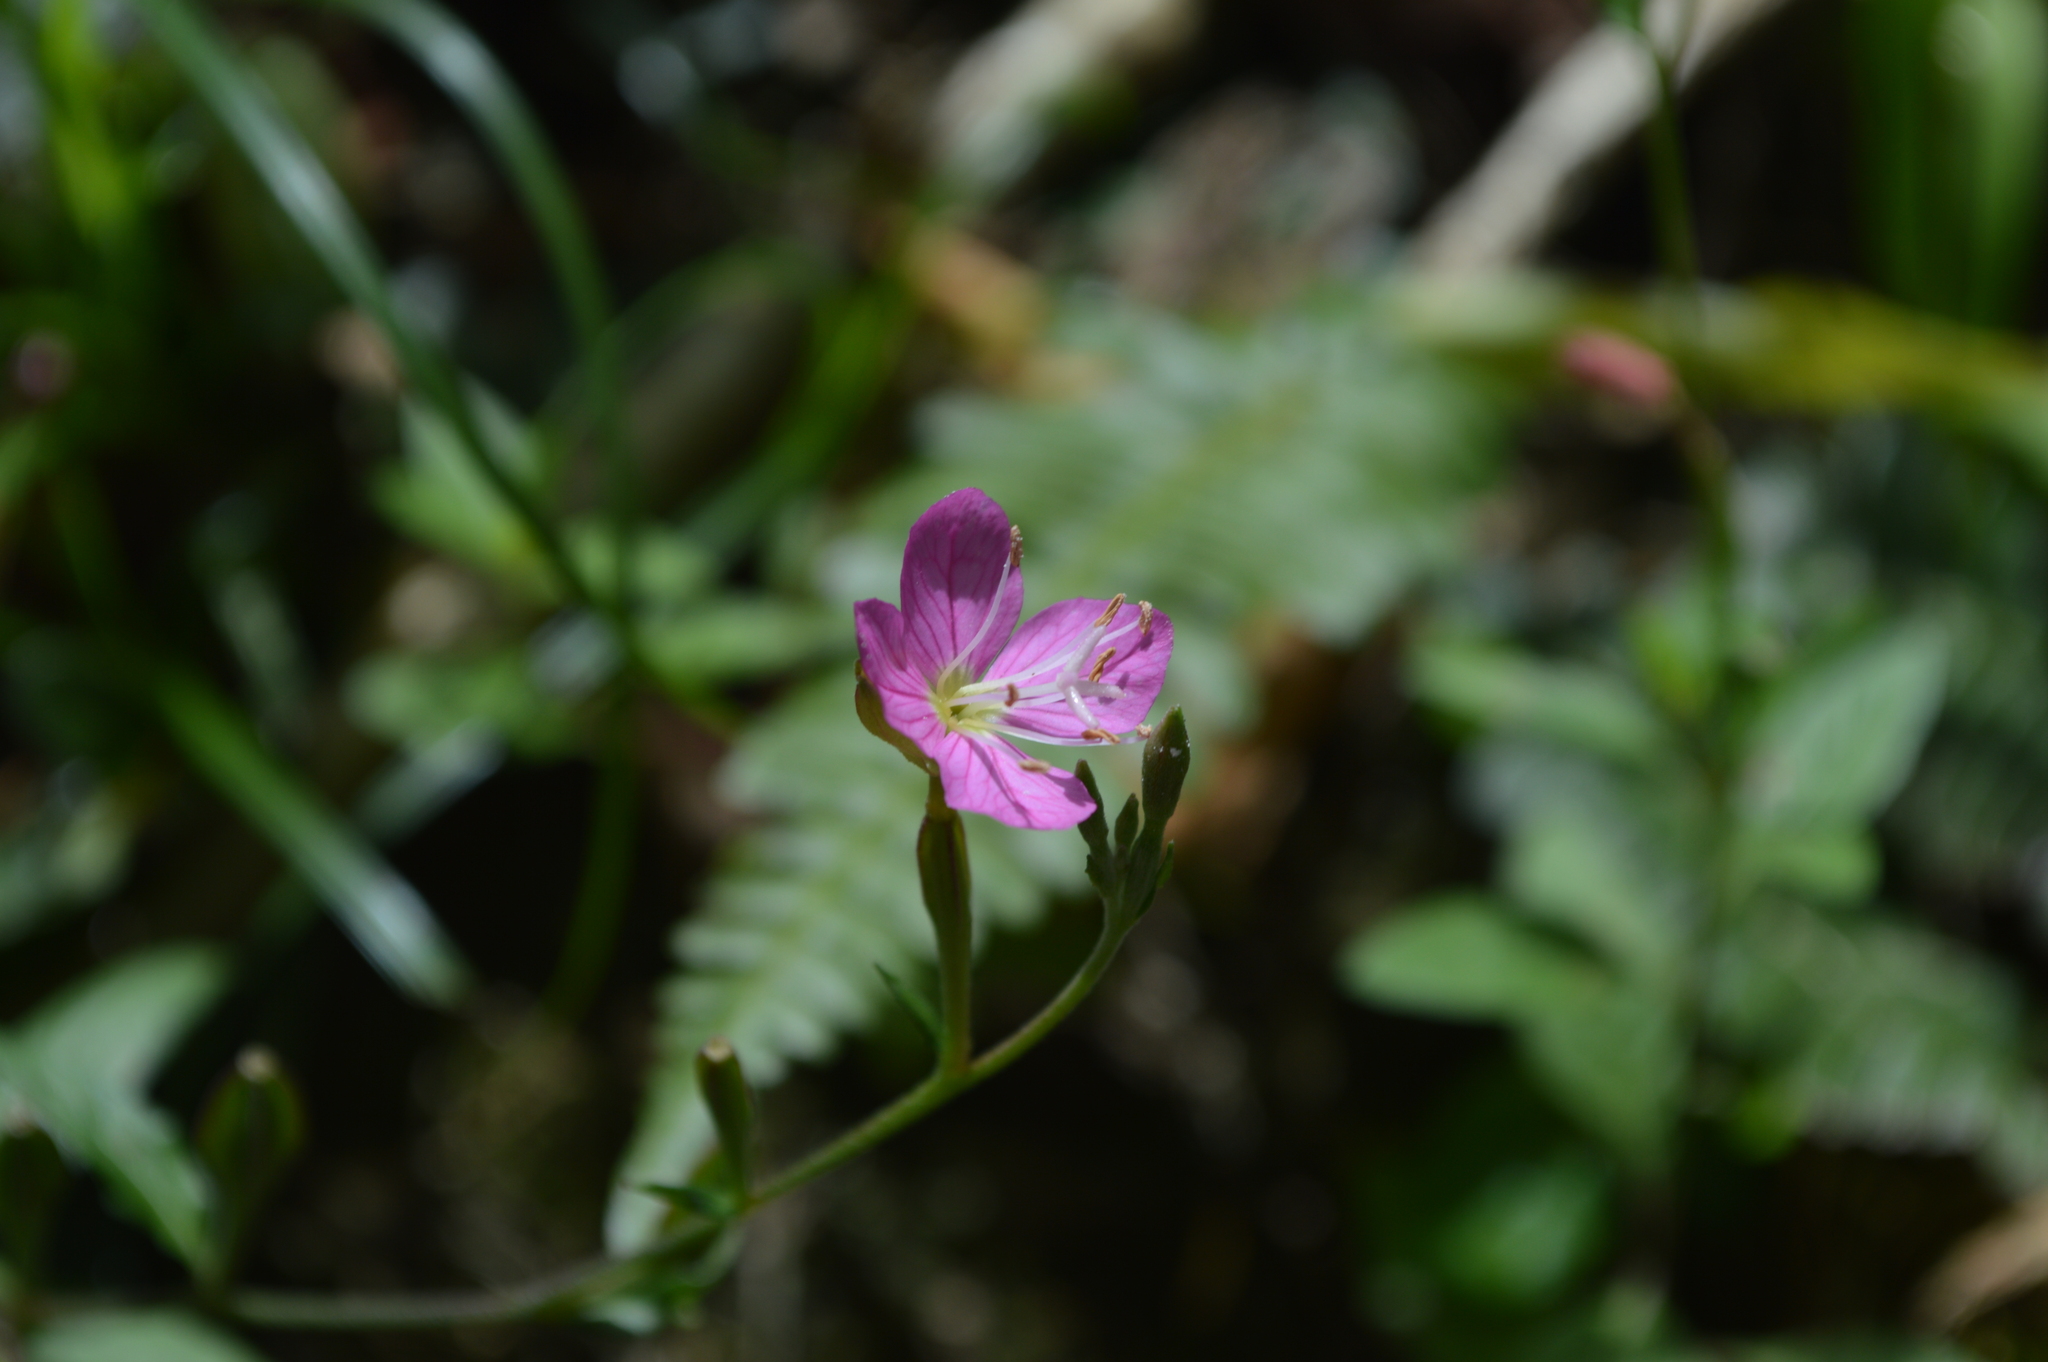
[943,524,1020,674]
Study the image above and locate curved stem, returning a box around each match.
[217,914,1134,1333]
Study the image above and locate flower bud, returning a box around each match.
[1558,328,1678,412]
[195,1046,305,1276]
[1140,707,1190,830]
[696,1037,756,1197]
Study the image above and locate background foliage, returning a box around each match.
[8,0,2048,1358]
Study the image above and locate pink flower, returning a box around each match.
[855,489,1173,829]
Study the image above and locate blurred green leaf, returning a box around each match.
[1502,802,1688,980]
[637,597,840,689]
[345,647,581,758]
[0,946,226,1273]
[1726,824,1881,904]
[1852,0,2048,325]
[194,1047,304,1278]
[1519,979,1683,1171]
[377,388,553,596]
[1432,1152,1611,1308]
[0,770,133,947]
[1412,634,1673,766]
[1738,620,1948,828]
[313,0,621,485]
[28,1310,267,1362]
[1339,894,1604,1023]
[155,666,474,1009]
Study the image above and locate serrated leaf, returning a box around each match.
[27,1310,268,1362]
[1739,621,1948,827]
[0,947,228,1273]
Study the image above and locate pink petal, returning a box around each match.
[856,598,953,759]
[934,730,1098,830]
[985,598,1173,741]
[899,488,1023,681]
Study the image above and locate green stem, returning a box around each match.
[542,693,640,1024]
[217,912,1136,1333]
[918,777,975,1075]
[1645,47,1701,288]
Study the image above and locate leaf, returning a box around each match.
[1338,895,1604,1024]
[1519,978,1683,1171]
[637,597,841,689]
[1739,621,1948,827]
[1709,907,2048,1191]
[1431,1151,1611,1308]
[375,388,553,595]
[344,647,581,758]
[1412,633,1672,766]
[155,666,474,1010]
[0,771,133,947]
[0,947,227,1272]
[605,675,1083,1251]
[28,1310,268,1362]
[1502,800,1689,980]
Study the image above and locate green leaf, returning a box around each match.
[28,1310,268,1362]
[1519,979,1683,1171]
[0,771,133,947]
[1502,801,1689,980]
[1338,895,1604,1024]
[344,647,581,758]
[1739,621,1948,827]
[605,676,1082,1250]
[1726,824,1880,904]
[1412,634,1672,766]
[376,388,553,595]
[155,666,473,1009]
[1431,1152,1611,1308]
[0,947,228,1273]
[1708,907,2048,1190]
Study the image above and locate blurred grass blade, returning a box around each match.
[128,0,602,621]
[685,277,913,559]
[307,0,628,496]
[154,666,473,1010]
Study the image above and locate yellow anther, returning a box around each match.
[1093,593,1126,628]
[1089,648,1117,683]
[1018,757,1053,773]
[1081,727,1118,744]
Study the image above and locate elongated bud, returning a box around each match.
[0,1116,68,1283]
[1140,707,1191,829]
[696,1037,756,1197]
[1558,328,1677,412]
[856,663,936,773]
[196,1046,305,1278]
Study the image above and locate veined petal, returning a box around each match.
[854,599,921,697]
[985,598,1174,740]
[934,730,1097,830]
[899,488,1023,680]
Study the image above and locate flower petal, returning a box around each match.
[857,599,954,758]
[899,488,1023,681]
[985,598,1173,741]
[934,730,1097,830]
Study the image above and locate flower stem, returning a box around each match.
[542,691,641,1025]
[918,776,975,1076]
[218,907,1138,1333]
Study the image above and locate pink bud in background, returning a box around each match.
[1558,328,1678,411]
